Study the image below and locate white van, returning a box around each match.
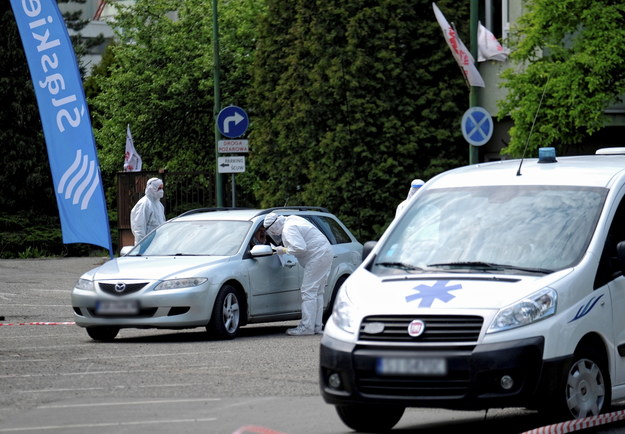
[320,148,625,432]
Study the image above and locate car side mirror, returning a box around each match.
[617,241,625,272]
[363,240,377,262]
[251,244,273,257]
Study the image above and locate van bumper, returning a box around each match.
[320,334,564,410]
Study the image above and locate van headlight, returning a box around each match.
[488,288,557,333]
[331,286,358,334]
[154,278,208,291]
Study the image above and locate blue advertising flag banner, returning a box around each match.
[10,0,113,255]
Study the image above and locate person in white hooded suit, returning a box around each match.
[130,178,166,245]
[263,212,333,336]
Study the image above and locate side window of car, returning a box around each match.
[250,224,268,248]
[594,194,625,289]
[306,216,353,245]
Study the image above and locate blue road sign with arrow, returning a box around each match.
[461,106,493,147]
[217,106,249,139]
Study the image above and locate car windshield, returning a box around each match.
[128,220,252,256]
[373,185,607,276]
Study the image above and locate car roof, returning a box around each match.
[172,206,332,222]
[428,152,625,190]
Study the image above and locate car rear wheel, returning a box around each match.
[208,285,240,340]
[86,326,119,342]
[335,404,404,432]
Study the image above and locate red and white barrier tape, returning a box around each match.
[0,321,75,326]
[521,409,625,434]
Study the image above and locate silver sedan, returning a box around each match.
[71,207,362,341]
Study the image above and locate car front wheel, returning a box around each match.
[208,285,241,340]
[335,404,404,432]
[86,326,119,342]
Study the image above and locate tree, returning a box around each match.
[250,0,470,240]
[90,0,263,179]
[498,0,625,157]
[0,1,108,257]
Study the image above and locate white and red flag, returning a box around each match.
[123,124,142,172]
[432,2,485,87]
[477,21,510,62]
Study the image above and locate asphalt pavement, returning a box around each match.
[3,257,625,434]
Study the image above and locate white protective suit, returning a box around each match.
[264,213,333,335]
[395,178,424,217]
[130,178,166,245]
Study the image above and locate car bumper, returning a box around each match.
[319,334,567,410]
[71,284,218,328]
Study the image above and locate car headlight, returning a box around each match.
[331,286,358,334]
[154,278,208,291]
[488,288,557,333]
[75,278,95,292]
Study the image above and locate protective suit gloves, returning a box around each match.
[273,246,288,255]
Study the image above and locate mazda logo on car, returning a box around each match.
[114,283,126,293]
[408,319,425,337]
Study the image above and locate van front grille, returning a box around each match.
[359,315,483,343]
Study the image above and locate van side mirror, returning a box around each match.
[617,241,625,272]
[363,241,377,262]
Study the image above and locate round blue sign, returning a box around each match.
[461,107,493,147]
[217,106,249,138]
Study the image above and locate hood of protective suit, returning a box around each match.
[263,212,285,238]
[145,178,164,201]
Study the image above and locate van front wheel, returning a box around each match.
[553,348,611,420]
[335,404,404,432]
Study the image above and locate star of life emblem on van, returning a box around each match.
[408,319,426,337]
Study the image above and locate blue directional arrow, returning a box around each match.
[217,106,249,138]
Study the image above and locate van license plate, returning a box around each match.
[376,357,447,376]
[96,300,139,315]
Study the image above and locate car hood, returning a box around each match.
[344,268,572,314]
[86,256,231,281]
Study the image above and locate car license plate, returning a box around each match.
[376,357,447,376]
[95,300,139,315]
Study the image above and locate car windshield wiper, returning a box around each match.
[376,262,423,272]
[428,261,553,275]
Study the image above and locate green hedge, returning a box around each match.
[0,212,111,258]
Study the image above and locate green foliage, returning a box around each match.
[498,0,625,157]
[250,0,468,240]
[0,212,104,258]
[0,3,55,216]
[3,0,475,256]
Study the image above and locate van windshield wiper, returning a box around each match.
[428,261,553,275]
[376,262,423,272]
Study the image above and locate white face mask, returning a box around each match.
[157,190,164,199]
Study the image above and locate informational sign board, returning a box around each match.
[218,156,245,173]
[218,140,249,153]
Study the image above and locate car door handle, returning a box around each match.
[285,261,296,268]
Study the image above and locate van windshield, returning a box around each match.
[373,186,607,276]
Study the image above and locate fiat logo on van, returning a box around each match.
[408,319,426,337]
